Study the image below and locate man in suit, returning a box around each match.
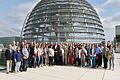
[53,42,59,65]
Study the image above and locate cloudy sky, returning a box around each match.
[0,0,120,42]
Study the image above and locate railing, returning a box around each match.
[0,49,6,70]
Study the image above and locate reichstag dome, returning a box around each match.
[22,0,105,43]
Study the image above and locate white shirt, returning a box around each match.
[22,48,29,59]
[34,47,37,53]
[61,48,64,55]
[49,48,54,57]
[79,49,87,58]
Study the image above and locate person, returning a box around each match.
[75,47,80,66]
[29,42,34,67]
[102,44,109,69]
[58,46,63,65]
[53,42,59,65]
[95,44,102,68]
[107,41,111,49]
[89,44,96,68]
[22,45,29,71]
[14,47,22,73]
[37,44,43,67]
[64,46,68,65]
[26,44,30,68]
[24,40,27,45]
[20,42,24,54]
[12,41,17,52]
[16,42,19,47]
[108,45,114,71]
[12,41,17,72]
[61,46,64,65]
[5,44,14,74]
[33,44,37,68]
[49,45,54,66]
[44,44,49,66]
[79,45,87,67]
[99,44,103,67]
[68,46,74,65]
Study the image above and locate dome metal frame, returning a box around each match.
[21,0,105,43]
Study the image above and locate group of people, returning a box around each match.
[5,40,115,74]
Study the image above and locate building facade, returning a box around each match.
[0,37,20,48]
[22,0,105,43]
[115,25,120,52]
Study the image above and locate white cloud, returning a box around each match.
[102,12,120,42]
[103,0,120,8]
[0,0,40,37]
[94,7,106,15]
[7,1,38,23]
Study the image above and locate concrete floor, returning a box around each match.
[0,53,120,80]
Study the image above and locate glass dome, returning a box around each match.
[22,0,105,43]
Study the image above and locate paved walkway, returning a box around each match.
[0,53,120,80]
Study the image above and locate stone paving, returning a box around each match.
[0,53,120,80]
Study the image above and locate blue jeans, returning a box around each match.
[49,56,54,65]
[59,56,63,65]
[28,57,32,67]
[33,55,37,67]
[90,56,96,67]
[23,59,28,69]
[109,57,114,69]
[15,62,21,72]
[38,55,43,67]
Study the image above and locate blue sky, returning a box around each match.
[0,0,120,42]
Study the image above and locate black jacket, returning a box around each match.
[5,49,14,60]
[30,46,34,56]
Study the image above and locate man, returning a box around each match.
[53,42,59,65]
[22,45,29,71]
[5,45,14,74]
[16,42,19,47]
[102,44,109,69]
[58,46,63,65]
[107,41,111,49]
[95,44,102,68]
[12,41,17,52]
[29,42,34,67]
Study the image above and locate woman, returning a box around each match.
[68,46,74,65]
[33,44,37,68]
[75,47,79,66]
[37,45,43,67]
[108,45,114,71]
[89,44,96,68]
[79,45,87,67]
[44,44,49,66]
[22,44,29,71]
[14,47,22,73]
[49,45,54,66]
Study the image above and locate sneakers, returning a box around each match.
[33,66,36,68]
[6,72,9,74]
[108,68,111,70]
[112,68,114,71]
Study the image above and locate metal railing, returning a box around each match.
[0,49,6,70]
